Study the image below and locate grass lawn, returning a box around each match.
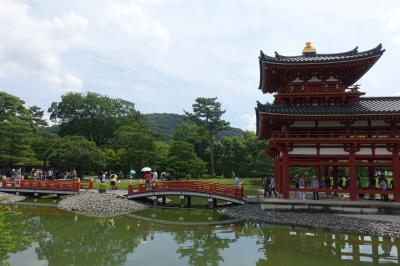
[91,177,262,197]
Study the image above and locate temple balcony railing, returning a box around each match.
[281,83,362,94]
[269,131,400,144]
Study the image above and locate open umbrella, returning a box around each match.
[141,167,152,172]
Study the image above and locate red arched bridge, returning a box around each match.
[0,179,92,195]
[127,180,245,205]
[0,179,244,205]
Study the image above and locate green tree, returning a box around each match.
[103,148,124,172]
[0,92,39,167]
[153,141,170,171]
[31,131,59,167]
[215,132,271,178]
[184,97,229,176]
[47,135,105,174]
[29,105,48,127]
[48,92,143,146]
[173,123,209,162]
[167,141,206,179]
[111,125,156,171]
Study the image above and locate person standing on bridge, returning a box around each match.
[233,172,241,188]
[152,170,158,182]
[144,171,152,190]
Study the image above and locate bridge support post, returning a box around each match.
[186,196,191,207]
[162,196,166,205]
[208,198,217,208]
[180,195,185,207]
[153,197,158,206]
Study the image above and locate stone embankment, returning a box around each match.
[219,204,400,238]
[0,192,26,204]
[58,191,147,217]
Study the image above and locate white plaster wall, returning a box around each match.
[318,121,343,127]
[356,148,372,155]
[291,121,315,128]
[351,121,368,127]
[375,148,391,155]
[319,148,348,155]
[371,120,388,127]
[289,147,317,155]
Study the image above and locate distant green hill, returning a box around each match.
[143,113,243,141]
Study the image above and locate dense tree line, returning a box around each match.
[0,91,271,178]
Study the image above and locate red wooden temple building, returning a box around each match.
[256,42,400,201]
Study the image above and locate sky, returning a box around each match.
[2,0,400,131]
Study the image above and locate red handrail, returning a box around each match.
[1,179,80,192]
[128,180,244,200]
[271,131,400,139]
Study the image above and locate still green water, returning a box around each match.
[0,205,399,266]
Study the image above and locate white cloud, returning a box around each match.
[242,114,256,132]
[105,2,170,49]
[41,73,83,92]
[0,0,88,91]
[380,6,400,31]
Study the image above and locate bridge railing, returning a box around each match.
[1,179,81,192]
[128,180,244,200]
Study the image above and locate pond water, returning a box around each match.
[0,205,399,266]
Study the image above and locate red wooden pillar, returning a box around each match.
[276,158,282,193]
[282,149,289,199]
[392,151,400,202]
[274,158,281,192]
[324,166,329,178]
[368,159,374,178]
[333,164,338,189]
[317,166,321,181]
[349,152,357,201]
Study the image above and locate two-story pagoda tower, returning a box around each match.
[256,42,400,201]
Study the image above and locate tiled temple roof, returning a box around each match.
[256,97,400,115]
[259,44,385,64]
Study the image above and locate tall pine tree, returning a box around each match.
[184,97,229,176]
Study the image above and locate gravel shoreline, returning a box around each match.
[219,204,400,238]
[0,192,26,204]
[58,191,147,217]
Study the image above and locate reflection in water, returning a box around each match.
[0,207,33,263]
[0,206,399,266]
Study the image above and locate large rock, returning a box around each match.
[0,192,26,204]
[58,191,147,217]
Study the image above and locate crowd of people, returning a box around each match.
[290,174,391,201]
[2,168,78,181]
[261,173,392,201]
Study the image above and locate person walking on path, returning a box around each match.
[324,176,331,197]
[298,174,306,200]
[269,175,278,197]
[380,177,389,201]
[110,174,117,190]
[312,175,319,200]
[263,176,271,198]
